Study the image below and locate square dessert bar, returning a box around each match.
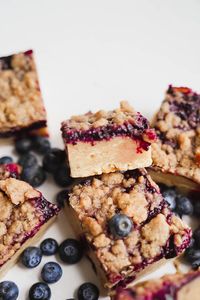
[0,50,48,137]
[0,177,59,277]
[0,163,21,180]
[61,101,156,178]
[111,270,200,300]
[150,86,200,193]
[66,169,191,288]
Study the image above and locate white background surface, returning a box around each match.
[0,1,200,299]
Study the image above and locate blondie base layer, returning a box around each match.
[0,177,59,277]
[150,86,200,193]
[0,50,48,137]
[111,270,200,300]
[66,169,191,288]
[0,163,21,180]
[61,101,156,178]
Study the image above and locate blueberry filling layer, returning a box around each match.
[114,271,200,300]
[0,120,47,137]
[62,118,156,147]
[12,196,58,243]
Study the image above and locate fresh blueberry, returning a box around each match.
[53,165,72,187]
[184,247,200,263]
[192,258,200,270]
[15,138,33,154]
[40,238,58,256]
[21,247,42,268]
[21,165,46,187]
[77,282,99,300]
[158,183,171,193]
[193,201,200,217]
[162,188,177,211]
[193,228,200,248]
[29,282,51,300]
[108,214,133,238]
[32,137,51,154]
[0,281,19,300]
[56,189,70,208]
[58,239,83,264]
[43,148,66,173]
[0,156,13,164]
[18,153,38,168]
[189,237,196,248]
[175,195,193,216]
[41,262,62,284]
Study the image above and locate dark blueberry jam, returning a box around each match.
[167,86,200,129]
[24,49,33,56]
[114,271,200,300]
[0,120,47,138]
[32,196,60,221]
[0,55,12,70]
[62,117,155,148]
[5,164,20,178]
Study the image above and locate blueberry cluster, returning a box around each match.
[159,184,200,217]
[185,228,200,270]
[0,237,99,299]
[0,136,74,190]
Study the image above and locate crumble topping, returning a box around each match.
[64,101,137,131]
[69,169,191,283]
[0,178,58,266]
[152,86,200,184]
[61,101,156,145]
[0,178,40,205]
[0,51,47,135]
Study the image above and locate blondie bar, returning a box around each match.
[0,50,47,137]
[111,270,200,300]
[150,86,200,192]
[0,177,59,277]
[66,169,191,288]
[61,101,156,178]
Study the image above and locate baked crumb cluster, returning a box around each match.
[69,169,191,285]
[64,101,138,130]
[61,101,156,144]
[0,178,58,266]
[112,271,200,300]
[0,51,47,136]
[152,86,200,184]
[0,164,21,180]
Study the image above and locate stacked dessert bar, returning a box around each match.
[0,50,48,137]
[61,101,191,289]
[150,86,200,193]
[0,177,59,277]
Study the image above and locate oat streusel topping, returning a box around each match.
[63,101,138,131]
[69,169,191,283]
[0,178,57,266]
[152,86,200,184]
[0,51,46,134]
